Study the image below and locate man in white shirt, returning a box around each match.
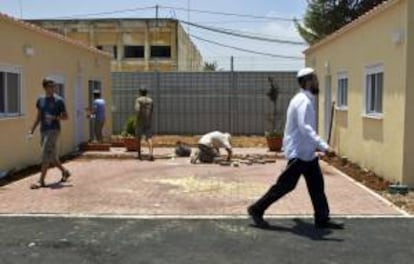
[248,68,344,230]
[191,131,232,164]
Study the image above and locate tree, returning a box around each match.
[296,0,387,45]
[266,77,280,132]
[203,61,218,71]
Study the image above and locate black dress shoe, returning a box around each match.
[247,206,270,228]
[315,219,345,229]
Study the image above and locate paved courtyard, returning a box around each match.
[0,148,404,216]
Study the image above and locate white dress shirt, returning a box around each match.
[282,89,329,161]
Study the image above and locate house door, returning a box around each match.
[88,80,102,141]
[74,74,85,147]
[324,75,332,140]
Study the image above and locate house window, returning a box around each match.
[365,65,384,115]
[88,80,102,104]
[55,83,65,98]
[0,67,22,118]
[151,45,171,58]
[124,46,144,58]
[337,73,348,109]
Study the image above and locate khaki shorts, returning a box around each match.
[198,144,219,163]
[135,124,153,140]
[41,130,60,164]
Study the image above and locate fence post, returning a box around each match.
[228,72,233,133]
[155,71,161,134]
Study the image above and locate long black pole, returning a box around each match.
[328,101,335,145]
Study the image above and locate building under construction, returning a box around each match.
[29,18,203,72]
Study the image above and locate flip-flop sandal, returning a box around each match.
[61,171,71,183]
[30,182,46,190]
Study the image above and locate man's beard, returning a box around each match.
[310,85,319,95]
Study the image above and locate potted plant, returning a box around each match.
[79,141,111,151]
[265,130,283,151]
[122,116,138,151]
[265,77,283,151]
[111,135,125,147]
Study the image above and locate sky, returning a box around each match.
[0,0,308,71]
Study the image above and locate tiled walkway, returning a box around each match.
[0,148,405,216]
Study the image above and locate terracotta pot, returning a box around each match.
[123,137,138,152]
[80,142,111,152]
[266,137,282,152]
[111,141,125,147]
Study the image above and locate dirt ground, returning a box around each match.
[114,135,268,148]
[322,155,414,214]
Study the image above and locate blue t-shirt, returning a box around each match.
[93,98,106,122]
[36,94,66,132]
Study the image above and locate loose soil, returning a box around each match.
[147,136,267,148]
[115,135,268,148]
[322,155,414,214]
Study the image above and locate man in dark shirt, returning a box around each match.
[29,78,71,189]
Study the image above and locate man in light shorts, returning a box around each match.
[191,131,233,164]
[28,78,71,189]
[135,88,154,161]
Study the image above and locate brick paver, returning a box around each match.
[0,148,403,216]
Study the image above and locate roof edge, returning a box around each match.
[304,0,401,54]
[0,12,112,59]
[26,18,179,22]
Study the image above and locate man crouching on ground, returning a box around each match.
[191,131,232,164]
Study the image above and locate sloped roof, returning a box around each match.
[304,0,402,54]
[0,12,111,58]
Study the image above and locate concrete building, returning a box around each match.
[304,0,413,186]
[0,13,111,173]
[28,18,203,72]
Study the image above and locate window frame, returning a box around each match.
[364,64,384,117]
[0,64,23,119]
[47,74,66,99]
[150,45,171,59]
[336,72,348,110]
[123,45,145,59]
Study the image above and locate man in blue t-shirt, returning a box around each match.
[89,91,106,143]
[28,78,71,189]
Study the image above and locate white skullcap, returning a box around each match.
[297,67,315,78]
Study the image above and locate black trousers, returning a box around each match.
[251,158,330,222]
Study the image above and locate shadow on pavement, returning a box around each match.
[252,218,344,242]
[47,182,74,190]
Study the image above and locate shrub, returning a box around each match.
[123,116,138,137]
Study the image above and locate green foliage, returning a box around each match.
[203,61,218,71]
[296,0,387,45]
[123,116,138,137]
[267,77,282,132]
[265,130,283,138]
[267,77,280,103]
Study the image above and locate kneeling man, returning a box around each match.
[191,131,232,164]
